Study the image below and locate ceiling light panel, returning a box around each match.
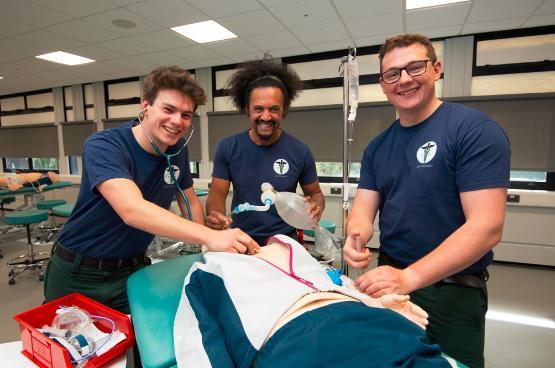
[35,51,95,66]
[171,20,237,43]
[407,0,469,10]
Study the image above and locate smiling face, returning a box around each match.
[138,89,195,153]
[380,43,442,126]
[246,86,284,145]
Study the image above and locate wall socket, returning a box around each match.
[330,187,342,195]
[506,194,520,203]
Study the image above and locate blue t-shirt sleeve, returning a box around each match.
[358,143,377,190]
[299,147,318,185]
[212,140,232,181]
[83,135,133,193]
[456,119,510,191]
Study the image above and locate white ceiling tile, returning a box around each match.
[0,38,50,57]
[131,30,195,50]
[246,31,301,50]
[307,39,353,53]
[108,0,145,5]
[346,12,404,38]
[291,22,350,44]
[13,57,68,72]
[406,2,472,30]
[410,25,462,39]
[467,0,544,23]
[2,0,71,27]
[229,52,267,63]
[15,30,84,51]
[354,34,393,48]
[0,52,25,63]
[97,37,158,56]
[105,56,155,70]
[193,56,234,67]
[30,0,118,17]
[267,45,310,58]
[203,38,259,56]
[125,0,207,28]
[523,14,555,27]
[332,0,403,21]
[134,51,189,66]
[217,10,285,37]
[71,62,126,76]
[0,16,35,38]
[535,0,555,15]
[168,45,220,61]
[270,0,340,28]
[82,8,162,36]
[67,45,124,61]
[462,17,527,34]
[259,0,305,7]
[184,0,263,18]
[47,20,121,44]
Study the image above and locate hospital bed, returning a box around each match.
[127,254,467,368]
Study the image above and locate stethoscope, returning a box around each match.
[138,108,194,221]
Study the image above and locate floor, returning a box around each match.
[0,227,554,367]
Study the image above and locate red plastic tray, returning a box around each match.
[13,293,135,368]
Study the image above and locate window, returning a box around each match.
[69,156,82,175]
[2,157,58,173]
[190,161,199,179]
[510,171,555,191]
[316,162,360,183]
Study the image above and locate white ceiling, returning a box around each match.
[0,0,553,95]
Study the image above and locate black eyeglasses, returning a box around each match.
[380,59,433,84]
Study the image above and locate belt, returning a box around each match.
[442,271,488,290]
[54,244,149,271]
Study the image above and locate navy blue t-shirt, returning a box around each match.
[59,120,194,258]
[212,130,318,238]
[359,102,510,274]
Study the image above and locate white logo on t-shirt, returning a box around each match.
[273,159,289,175]
[416,141,437,164]
[164,165,180,184]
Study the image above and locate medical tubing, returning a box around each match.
[73,315,116,364]
[166,155,193,221]
[138,109,195,221]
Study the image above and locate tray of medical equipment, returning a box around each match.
[13,292,134,368]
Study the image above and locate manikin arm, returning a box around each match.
[0,171,59,191]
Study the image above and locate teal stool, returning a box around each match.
[51,202,75,218]
[5,209,50,285]
[128,253,203,368]
[1,196,17,259]
[36,199,66,241]
[304,219,336,238]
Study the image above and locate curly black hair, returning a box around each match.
[226,57,303,114]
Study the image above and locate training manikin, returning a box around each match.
[174,235,454,368]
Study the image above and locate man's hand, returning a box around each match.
[205,228,260,255]
[343,232,372,269]
[206,210,232,230]
[304,195,322,223]
[354,266,419,297]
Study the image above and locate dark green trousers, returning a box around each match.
[43,245,146,314]
[378,253,487,368]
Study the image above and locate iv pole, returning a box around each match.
[340,47,358,276]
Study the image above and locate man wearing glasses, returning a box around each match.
[343,33,510,368]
